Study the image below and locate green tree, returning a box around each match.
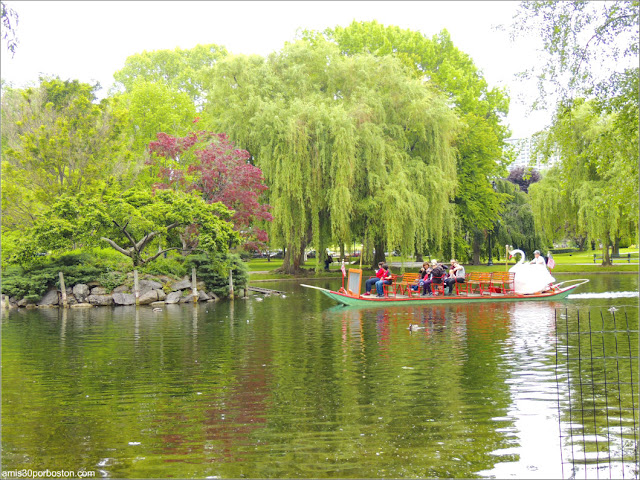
[316,21,511,263]
[115,80,197,154]
[14,186,239,268]
[512,1,639,111]
[112,43,228,106]
[530,99,638,264]
[204,38,459,273]
[1,78,132,229]
[492,179,547,259]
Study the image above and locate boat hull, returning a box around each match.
[307,283,583,307]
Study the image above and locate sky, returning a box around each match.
[1,1,553,138]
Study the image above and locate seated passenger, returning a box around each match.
[363,262,385,296]
[422,260,444,296]
[410,261,430,292]
[445,259,465,294]
[375,264,393,297]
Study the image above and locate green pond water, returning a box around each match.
[2,273,638,478]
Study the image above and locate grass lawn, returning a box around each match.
[246,248,638,280]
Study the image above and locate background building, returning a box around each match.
[505,137,560,172]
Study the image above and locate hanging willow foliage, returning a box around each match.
[204,38,460,271]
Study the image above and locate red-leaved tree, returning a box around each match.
[148,130,272,251]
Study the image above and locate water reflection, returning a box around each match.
[1,273,637,478]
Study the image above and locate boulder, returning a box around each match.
[73,284,91,302]
[139,280,163,295]
[138,290,158,305]
[65,294,79,305]
[91,287,108,295]
[150,301,166,307]
[207,292,220,302]
[198,291,210,301]
[17,298,28,307]
[112,293,136,305]
[87,294,113,306]
[164,291,182,304]
[155,289,166,301]
[37,289,60,306]
[180,294,196,303]
[112,285,130,294]
[171,277,191,291]
[71,303,93,308]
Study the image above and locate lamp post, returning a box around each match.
[488,231,493,266]
[487,180,497,266]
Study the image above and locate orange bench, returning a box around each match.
[395,272,421,296]
[465,272,492,295]
[490,272,515,295]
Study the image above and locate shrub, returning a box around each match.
[97,269,128,292]
[138,254,188,278]
[550,248,578,254]
[184,252,248,297]
[2,251,108,300]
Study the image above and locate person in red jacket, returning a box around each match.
[363,262,385,296]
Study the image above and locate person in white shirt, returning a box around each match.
[530,250,546,266]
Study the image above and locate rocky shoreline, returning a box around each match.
[1,274,223,309]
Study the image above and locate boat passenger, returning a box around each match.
[445,259,465,294]
[410,261,430,292]
[422,260,444,296]
[363,262,385,296]
[375,264,393,297]
[529,250,546,266]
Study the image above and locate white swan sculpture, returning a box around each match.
[509,249,556,294]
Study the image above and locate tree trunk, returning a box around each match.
[612,236,620,257]
[277,241,305,275]
[340,243,345,261]
[373,238,386,269]
[471,236,481,265]
[415,250,423,263]
[575,235,587,251]
[601,237,612,266]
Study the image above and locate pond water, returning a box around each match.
[2,273,638,478]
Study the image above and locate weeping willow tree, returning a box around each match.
[530,98,638,265]
[307,21,511,264]
[204,38,459,273]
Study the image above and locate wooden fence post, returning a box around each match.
[134,270,140,305]
[59,272,68,308]
[229,269,234,300]
[192,267,199,303]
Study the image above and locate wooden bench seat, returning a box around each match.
[465,272,492,295]
[395,272,421,296]
[490,271,515,295]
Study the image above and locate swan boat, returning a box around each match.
[302,250,589,307]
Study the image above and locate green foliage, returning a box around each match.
[1,78,133,230]
[530,99,638,264]
[96,269,128,293]
[1,253,106,300]
[512,1,639,110]
[137,253,188,278]
[205,37,460,272]
[184,252,248,297]
[14,185,240,268]
[312,21,511,262]
[112,43,228,105]
[493,179,547,258]
[114,81,197,154]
